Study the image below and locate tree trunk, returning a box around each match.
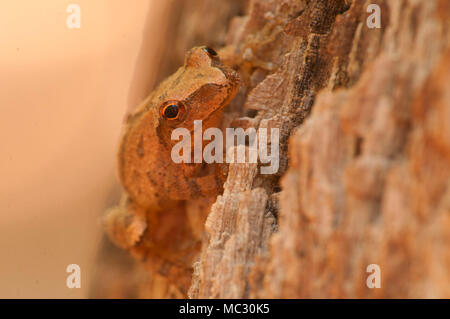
[97,0,450,298]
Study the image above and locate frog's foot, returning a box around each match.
[103,197,147,251]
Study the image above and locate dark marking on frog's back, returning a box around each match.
[170,69,187,90]
[146,171,157,187]
[137,135,145,157]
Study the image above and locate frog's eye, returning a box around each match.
[160,100,185,121]
[203,46,218,57]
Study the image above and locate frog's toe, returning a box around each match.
[103,206,147,250]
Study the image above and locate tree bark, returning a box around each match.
[189,0,450,299]
[96,0,450,298]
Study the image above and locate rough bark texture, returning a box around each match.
[189,0,450,298]
[96,0,450,298]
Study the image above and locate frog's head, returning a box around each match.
[155,46,240,148]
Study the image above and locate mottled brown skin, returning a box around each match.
[105,47,240,253]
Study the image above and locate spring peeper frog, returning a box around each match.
[105,46,240,252]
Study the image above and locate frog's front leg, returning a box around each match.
[168,163,227,200]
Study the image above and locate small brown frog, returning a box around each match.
[105,46,240,256]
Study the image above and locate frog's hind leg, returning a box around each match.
[103,195,147,252]
[105,197,201,295]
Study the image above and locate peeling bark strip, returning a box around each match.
[190,0,450,298]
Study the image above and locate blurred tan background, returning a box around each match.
[0,0,171,298]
